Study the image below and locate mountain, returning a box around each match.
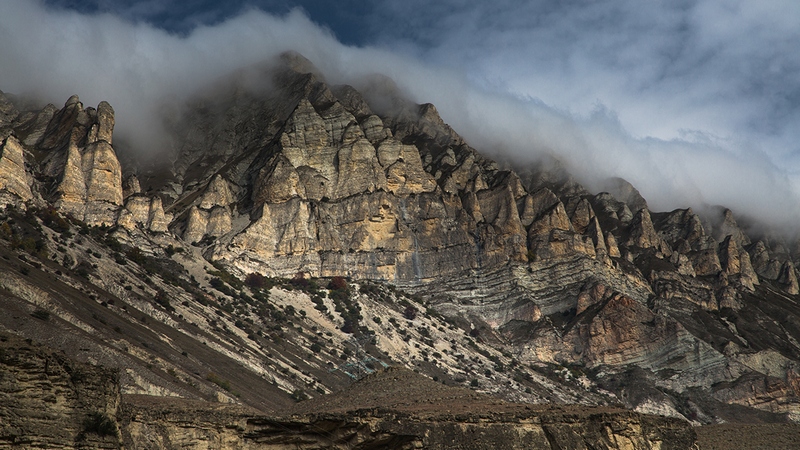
[1,52,800,447]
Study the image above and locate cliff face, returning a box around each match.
[0,333,121,449]
[198,72,524,283]
[120,368,695,450]
[0,51,800,435]
[0,92,123,225]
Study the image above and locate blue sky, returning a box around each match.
[42,0,375,44]
[4,1,800,230]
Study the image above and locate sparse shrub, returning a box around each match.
[403,305,418,320]
[82,411,118,438]
[209,277,235,296]
[328,276,348,291]
[291,389,309,402]
[341,319,355,334]
[126,247,146,265]
[245,272,267,289]
[31,309,50,321]
[0,222,12,240]
[206,372,232,392]
[165,244,182,256]
[290,272,309,289]
[37,207,70,234]
[154,290,173,311]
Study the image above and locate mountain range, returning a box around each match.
[1,52,799,449]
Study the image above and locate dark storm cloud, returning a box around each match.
[2,1,800,230]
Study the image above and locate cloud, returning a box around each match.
[368,0,800,147]
[0,1,345,155]
[363,0,800,228]
[2,1,800,232]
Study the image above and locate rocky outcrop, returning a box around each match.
[0,333,121,449]
[713,208,750,247]
[0,329,695,450]
[0,91,18,127]
[118,195,170,233]
[0,135,32,204]
[37,97,124,225]
[200,70,527,281]
[121,368,696,450]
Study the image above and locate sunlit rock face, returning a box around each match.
[31,96,124,225]
[0,135,33,203]
[162,58,532,283]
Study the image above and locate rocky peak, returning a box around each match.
[34,96,124,225]
[654,208,708,253]
[602,177,648,213]
[627,208,662,250]
[713,208,750,247]
[122,174,141,198]
[0,90,18,126]
[718,235,758,291]
[778,260,800,295]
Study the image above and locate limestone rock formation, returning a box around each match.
[713,208,750,247]
[0,135,33,204]
[38,97,124,225]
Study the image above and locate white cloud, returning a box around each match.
[2,1,800,231]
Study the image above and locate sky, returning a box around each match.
[2,1,799,232]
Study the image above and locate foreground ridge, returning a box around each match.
[0,334,696,449]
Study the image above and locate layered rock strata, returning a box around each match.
[121,368,696,450]
[0,333,121,449]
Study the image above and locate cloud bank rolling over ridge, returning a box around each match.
[1,1,799,232]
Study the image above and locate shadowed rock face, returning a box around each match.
[121,368,696,450]
[0,333,120,449]
[1,52,800,431]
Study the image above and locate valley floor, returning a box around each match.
[695,423,800,449]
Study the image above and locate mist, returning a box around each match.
[1,1,799,232]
